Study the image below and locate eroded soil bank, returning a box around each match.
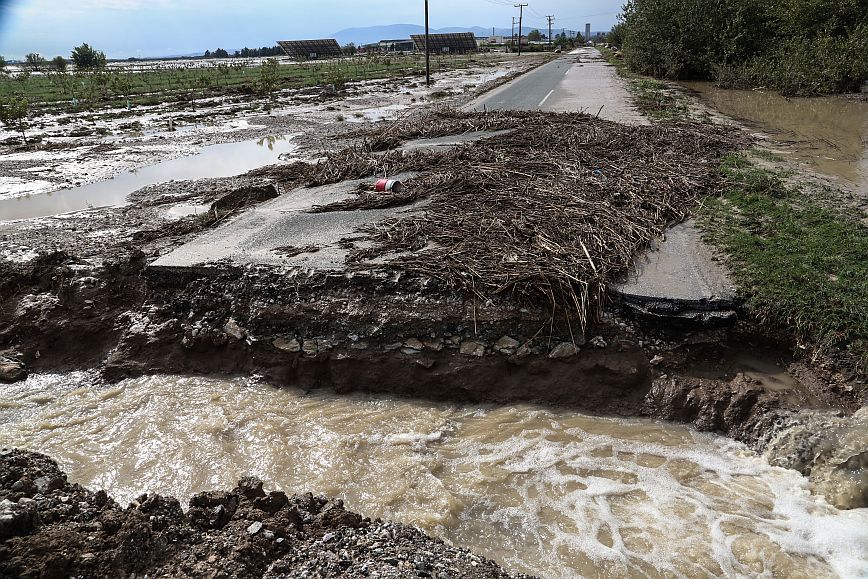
[0,449,530,579]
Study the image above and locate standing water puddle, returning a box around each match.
[1,374,866,578]
[0,135,297,221]
[682,82,868,194]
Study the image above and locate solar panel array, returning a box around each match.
[410,33,479,54]
[277,39,343,60]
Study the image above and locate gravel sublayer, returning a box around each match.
[0,449,536,579]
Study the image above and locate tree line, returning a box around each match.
[202,46,283,59]
[609,0,868,95]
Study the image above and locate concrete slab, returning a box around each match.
[611,220,738,324]
[149,173,420,273]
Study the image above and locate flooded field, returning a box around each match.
[1,374,866,578]
[682,82,868,194]
[0,135,297,221]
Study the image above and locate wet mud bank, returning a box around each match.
[0,449,531,579]
[1,244,864,508]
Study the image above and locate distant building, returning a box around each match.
[378,39,415,53]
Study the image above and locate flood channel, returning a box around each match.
[2,373,866,578]
[0,135,297,221]
[681,82,868,195]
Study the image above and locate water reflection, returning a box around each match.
[0,135,297,221]
[682,82,868,193]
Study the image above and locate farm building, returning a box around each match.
[379,39,415,52]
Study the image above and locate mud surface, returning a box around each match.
[0,449,531,579]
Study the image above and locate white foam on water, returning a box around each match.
[0,374,865,578]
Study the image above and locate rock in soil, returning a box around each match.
[0,449,535,579]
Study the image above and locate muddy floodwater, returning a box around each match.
[1,374,866,578]
[0,135,297,221]
[682,82,868,194]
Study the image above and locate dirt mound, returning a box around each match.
[0,449,534,579]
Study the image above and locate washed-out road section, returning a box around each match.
[470,47,736,321]
[152,49,736,323]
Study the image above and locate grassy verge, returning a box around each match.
[597,47,689,122]
[698,154,868,374]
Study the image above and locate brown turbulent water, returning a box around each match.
[1,373,867,578]
[681,82,868,195]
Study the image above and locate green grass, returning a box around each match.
[598,47,689,122]
[748,147,785,163]
[629,78,689,121]
[699,154,868,372]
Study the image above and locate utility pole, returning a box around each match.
[424,0,430,86]
[511,17,516,53]
[515,4,527,56]
[546,15,555,51]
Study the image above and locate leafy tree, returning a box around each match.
[0,55,7,76]
[342,43,357,56]
[527,29,542,42]
[71,43,107,69]
[618,0,868,93]
[52,56,68,72]
[606,23,626,47]
[24,53,47,71]
[258,58,281,98]
[0,96,29,142]
[214,48,230,58]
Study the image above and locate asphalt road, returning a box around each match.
[464,48,647,124]
[465,56,576,112]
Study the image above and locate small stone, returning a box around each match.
[33,475,64,494]
[246,521,263,535]
[403,338,424,351]
[0,498,39,540]
[549,342,579,359]
[590,336,608,348]
[447,335,462,345]
[494,336,520,354]
[273,338,301,353]
[422,339,443,352]
[384,342,404,352]
[650,355,665,366]
[349,341,369,350]
[0,357,27,383]
[459,341,485,357]
[511,344,532,359]
[223,318,245,340]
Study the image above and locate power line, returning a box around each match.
[514,3,528,56]
[546,15,555,49]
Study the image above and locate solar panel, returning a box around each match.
[410,33,478,54]
[277,39,343,60]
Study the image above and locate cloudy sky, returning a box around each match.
[0,0,623,59]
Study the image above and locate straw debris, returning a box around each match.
[262,109,747,330]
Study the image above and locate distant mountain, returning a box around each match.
[331,24,512,46]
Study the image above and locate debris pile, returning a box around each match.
[259,109,746,331]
